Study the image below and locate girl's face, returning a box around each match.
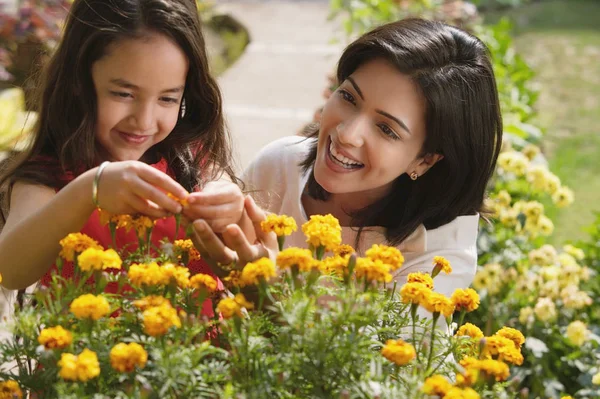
[314,58,434,201]
[92,32,189,162]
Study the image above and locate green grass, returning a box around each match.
[485,0,600,244]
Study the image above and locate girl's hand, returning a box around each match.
[190,196,278,273]
[183,181,245,233]
[95,161,188,218]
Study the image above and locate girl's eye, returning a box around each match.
[338,89,356,105]
[160,97,180,104]
[110,91,133,99]
[378,123,400,141]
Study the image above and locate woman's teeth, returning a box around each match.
[329,141,364,169]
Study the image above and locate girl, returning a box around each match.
[0,0,245,314]
[191,18,503,298]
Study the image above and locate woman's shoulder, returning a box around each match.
[425,214,480,250]
[253,135,314,164]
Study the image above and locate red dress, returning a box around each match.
[39,158,223,317]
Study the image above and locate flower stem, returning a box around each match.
[426,313,439,371]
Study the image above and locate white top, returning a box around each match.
[243,136,479,298]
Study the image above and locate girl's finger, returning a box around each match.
[138,165,189,199]
[186,203,242,220]
[221,225,264,264]
[131,178,182,214]
[187,190,240,205]
[128,195,170,219]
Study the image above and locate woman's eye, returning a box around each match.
[339,89,356,105]
[378,123,400,140]
[110,91,133,99]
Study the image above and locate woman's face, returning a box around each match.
[314,58,435,201]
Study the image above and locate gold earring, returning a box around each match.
[410,172,418,181]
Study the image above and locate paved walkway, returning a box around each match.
[215,0,342,171]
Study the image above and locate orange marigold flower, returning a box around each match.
[365,244,404,271]
[421,375,452,396]
[455,323,484,339]
[451,288,480,312]
[354,258,392,283]
[421,292,455,317]
[38,326,73,350]
[276,248,316,272]
[0,380,22,398]
[58,349,100,382]
[381,339,416,365]
[70,294,110,320]
[110,342,148,373]
[399,282,431,305]
[301,214,342,251]
[495,326,525,349]
[142,303,181,336]
[216,293,254,319]
[132,295,171,311]
[59,233,102,262]
[189,273,218,293]
[432,256,452,277]
[334,244,355,258]
[240,257,276,286]
[407,272,434,289]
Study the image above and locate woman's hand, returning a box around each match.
[183,181,245,233]
[190,196,278,275]
[96,161,188,218]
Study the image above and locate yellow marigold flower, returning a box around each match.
[216,293,254,319]
[261,214,298,236]
[495,190,512,207]
[70,294,110,320]
[592,372,600,385]
[498,151,529,176]
[112,214,133,230]
[320,255,351,277]
[276,248,316,272]
[482,335,523,365]
[519,307,534,325]
[451,288,480,312]
[77,248,122,271]
[443,386,480,399]
[421,292,455,317]
[59,233,102,262]
[399,282,431,305]
[38,326,73,349]
[561,397,574,399]
[128,262,165,286]
[301,214,342,251]
[160,263,190,288]
[381,339,416,366]
[522,144,540,161]
[456,368,479,387]
[365,244,404,271]
[566,321,589,347]
[354,258,392,283]
[223,270,242,288]
[334,244,355,258]
[133,295,171,311]
[142,303,181,336]
[110,342,148,373]
[455,323,484,339]
[240,257,276,286]
[499,208,519,227]
[561,286,592,309]
[526,165,549,192]
[534,297,557,322]
[537,215,554,236]
[552,186,574,208]
[523,201,544,220]
[432,256,452,277]
[407,272,434,289]
[174,239,201,261]
[189,273,218,292]
[495,327,525,349]
[130,215,156,238]
[563,244,585,261]
[477,359,510,381]
[421,375,452,396]
[0,380,23,399]
[58,349,100,382]
[167,192,189,207]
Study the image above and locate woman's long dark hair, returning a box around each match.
[301,18,502,246]
[0,0,236,214]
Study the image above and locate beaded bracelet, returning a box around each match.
[92,161,110,208]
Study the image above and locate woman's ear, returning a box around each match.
[411,153,444,177]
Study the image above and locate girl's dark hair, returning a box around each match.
[301,18,502,246]
[0,0,235,209]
